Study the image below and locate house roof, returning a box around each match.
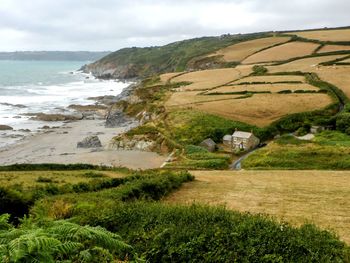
[223,135,232,141]
[200,138,216,146]
[232,131,253,139]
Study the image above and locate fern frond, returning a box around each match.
[56,241,82,255]
[0,214,13,231]
[48,221,132,252]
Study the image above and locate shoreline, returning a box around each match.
[0,119,166,170]
[0,79,167,170]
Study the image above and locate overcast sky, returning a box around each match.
[0,0,349,52]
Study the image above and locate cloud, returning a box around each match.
[0,0,348,51]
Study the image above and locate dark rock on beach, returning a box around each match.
[0,125,13,130]
[77,135,102,148]
[28,113,83,122]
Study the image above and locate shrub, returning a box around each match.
[278,89,292,94]
[60,203,349,262]
[36,176,54,183]
[31,171,194,220]
[252,65,268,75]
[336,112,350,134]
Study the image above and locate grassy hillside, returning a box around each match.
[85,32,272,78]
[242,131,350,169]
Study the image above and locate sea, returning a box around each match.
[0,60,129,148]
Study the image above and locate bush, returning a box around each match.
[252,65,268,75]
[31,171,194,220]
[62,203,349,262]
[36,176,54,183]
[0,176,127,222]
[278,89,292,94]
[336,112,350,134]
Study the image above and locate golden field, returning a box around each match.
[266,54,346,73]
[288,29,350,42]
[165,170,350,243]
[165,91,240,107]
[242,42,319,64]
[231,75,305,84]
[341,58,350,63]
[208,36,290,62]
[170,67,251,91]
[316,66,350,98]
[317,44,350,53]
[190,93,332,127]
[159,72,184,83]
[208,83,318,94]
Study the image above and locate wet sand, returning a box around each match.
[0,120,166,170]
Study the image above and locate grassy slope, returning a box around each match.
[242,131,350,169]
[88,32,272,77]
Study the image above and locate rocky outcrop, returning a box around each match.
[77,136,102,148]
[0,125,13,130]
[105,108,135,128]
[28,113,83,122]
[82,63,140,80]
[109,135,156,151]
[68,104,108,120]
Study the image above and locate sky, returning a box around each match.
[0,0,349,52]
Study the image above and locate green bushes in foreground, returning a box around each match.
[36,202,349,262]
[2,170,193,223]
[31,171,194,219]
[0,176,127,223]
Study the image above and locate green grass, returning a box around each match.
[0,169,131,222]
[165,109,270,144]
[31,170,194,219]
[166,145,231,170]
[243,131,350,170]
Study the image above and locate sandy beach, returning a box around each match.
[0,119,166,169]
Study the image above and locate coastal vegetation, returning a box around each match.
[4,27,350,262]
[0,165,349,262]
[242,131,350,169]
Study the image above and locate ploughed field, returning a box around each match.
[160,27,350,127]
[165,170,350,244]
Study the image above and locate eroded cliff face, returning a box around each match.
[82,62,141,79]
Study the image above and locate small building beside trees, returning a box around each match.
[223,130,260,151]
